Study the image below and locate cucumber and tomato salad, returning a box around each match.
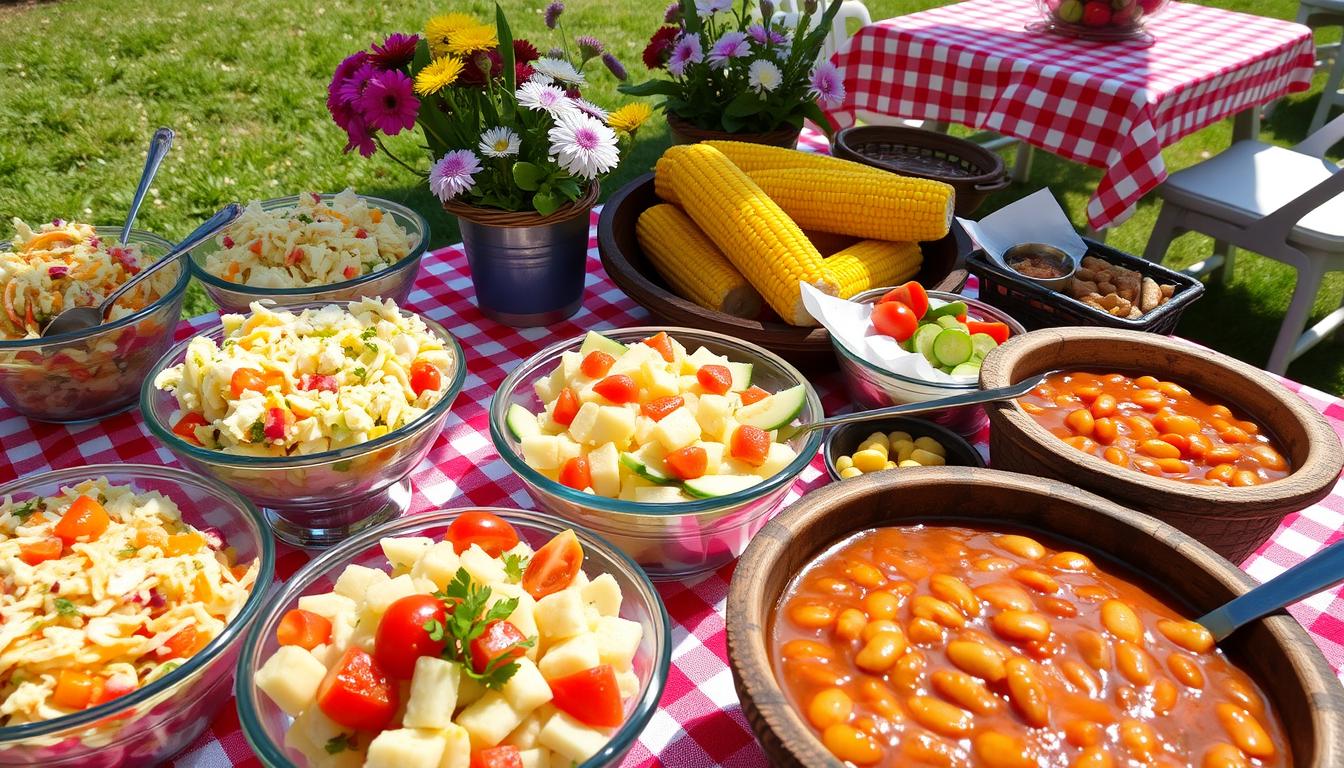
[869,282,1012,375]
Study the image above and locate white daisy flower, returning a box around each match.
[747,59,782,93]
[530,56,587,86]
[428,150,482,201]
[548,110,619,180]
[515,81,575,117]
[478,126,521,158]
[527,71,555,85]
[571,97,609,121]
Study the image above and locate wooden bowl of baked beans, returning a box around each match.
[979,327,1343,564]
[725,467,1344,768]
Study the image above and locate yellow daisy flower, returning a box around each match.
[425,12,478,58]
[607,103,653,135]
[446,23,498,57]
[415,56,465,96]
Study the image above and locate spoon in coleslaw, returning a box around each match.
[42,203,243,337]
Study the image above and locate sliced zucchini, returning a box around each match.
[970,332,999,359]
[932,329,973,367]
[505,403,541,440]
[726,362,753,391]
[682,474,762,499]
[935,315,964,330]
[619,451,675,485]
[735,384,807,430]
[578,331,628,358]
[913,324,942,364]
[950,362,982,377]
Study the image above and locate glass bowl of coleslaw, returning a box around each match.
[0,463,274,767]
[235,507,670,768]
[188,192,428,314]
[0,223,187,422]
[140,299,466,549]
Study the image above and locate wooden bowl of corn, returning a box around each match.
[822,416,985,481]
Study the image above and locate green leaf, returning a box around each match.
[721,112,744,133]
[512,161,545,191]
[554,177,581,200]
[801,101,834,138]
[725,92,764,118]
[324,734,357,755]
[11,498,42,522]
[503,553,529,583]
[495,3,516,93]
[679,0,701,35]
[54,598,77,617]
[617,80,684,98]
[533,189,562,216]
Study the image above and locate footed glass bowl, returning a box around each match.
[1033,0,1170,42]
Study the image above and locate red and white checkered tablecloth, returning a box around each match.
[1,204,1340,767]
[824,0,1316,230]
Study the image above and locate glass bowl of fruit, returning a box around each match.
[235,507,670,768]
[489,327,824,579]
[1033,0,1169,42]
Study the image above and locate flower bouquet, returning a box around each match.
[622,0,845,146]
[326,4,649,325]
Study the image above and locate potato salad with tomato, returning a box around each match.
[153,298,454,456]
[0,478,257,725]
[506,331,806,502]
[256,512,644,768]
[203,190,413,288]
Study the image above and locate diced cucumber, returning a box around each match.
[950,362,982,377]
[682,474,762,499]
[619,451,676,485]
[913,325,942,363]
[932,328,973,367]
[970,333,999,359]
[578,331,628,358]
[506,403,541,440]
[726,362,753,391]
[926,300,968,320]
[935,315,963,330]
[735,384,807,430]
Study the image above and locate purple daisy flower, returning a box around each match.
[601,52,627,81]
[339,62,380,106]
[664,1,681,23]
[544,0,564,30]
[707,31,749,69]
[429,150,483,201]
[370,33,419,70]
[746,23,770,45]
[329,51,369,102]
[667,33,703,77]
[576,35,604,60]
[343,119,377,158]
[358,70,419,136]
[808,61,846,109]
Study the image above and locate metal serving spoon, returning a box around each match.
[119,127,175,245]
[1199,540,1344,641]
[786,370,1055,439]
[42,203,243,337]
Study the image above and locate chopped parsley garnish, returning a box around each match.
[248,420,266,443]
[352,367,367,383]
[54,598,77,618]
[118,545,139,559]
[503,553,529,584]
[324,733,357,754]
[363,340,378,355]
[11,498,43,522]
[423,568,534,689]
[360,327,377,341]
[296,214,313,224]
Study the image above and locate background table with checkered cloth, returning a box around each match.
[824,0,1316,230]
[1,215,1340,767]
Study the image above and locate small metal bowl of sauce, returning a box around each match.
[1003,242,1077,292]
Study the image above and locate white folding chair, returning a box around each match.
[1142,114,1344,375]
[1297,0,1344,133]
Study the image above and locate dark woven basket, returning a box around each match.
[833,126,1009,214]
[967,238,1204,334]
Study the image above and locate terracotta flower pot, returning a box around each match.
[665,113,801,149]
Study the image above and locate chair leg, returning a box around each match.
[1309,39,1344,135]
[1266,257,1329,375]
[1011,143,1035,183]
[1141,203,1181,264]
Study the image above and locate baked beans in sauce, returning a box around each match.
[772,525,1287,767]
[1017,372,1290,486]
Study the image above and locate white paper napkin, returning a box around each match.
[955,188,1088,268]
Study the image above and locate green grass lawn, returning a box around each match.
[0,0,1340,393]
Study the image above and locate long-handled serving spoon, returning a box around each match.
[1199,539,1344,641]
[119,127,174,246]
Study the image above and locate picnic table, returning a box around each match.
[0,196,1339,767]
[824,0,1318,230]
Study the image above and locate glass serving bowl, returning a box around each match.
[831,289,1027,436]
[489,327,824,579]
[235,507,671,768]
[0,464,274,767]
[1033,0,1169,42]
[140,302,466,548]
[188,194,429,314]
[0,227,186,423]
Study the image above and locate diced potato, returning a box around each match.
[634,485,688,503]
[594,615,643,671]
[756,442,798,479]
[534,589,588,641]
[641,359,680,398]
[291,704,348,752]
[694,440,726,474]
[403,656,460,730]
[458,544,508,586]
[438,724,471,768]
[717,416,741,445]
[632,415,657,446]
[333,563,389,602]
[518,747,551,768]
[586,405,637,448]
[329,612,358,652]
[505,593,539,659]
[555,435,582,466]
[456,691,526,749]
[381,536,433,572]
[502,657,554,714]
[608,343,660,377]
[534,376,558,406]
[411,541,462,590]
[521,434,567,471]
[457,675,487,710]
[309,642,341,668]
[539,710,609,764]
[650,407,701,452]
[618,473,653,501]
[616,668,640,698]
[505,540,535,559]
[296,592,357,621]
[694,394,732,439]
[581,573,622,617]
[587,442,621,497]
[366,727,447,768]
[537,411,566,436]
[364,573,417,617]
[504,705,555,749]
[255,646,327,717]
[538,633,601,680]
[914,436,946,457]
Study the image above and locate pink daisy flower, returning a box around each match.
[338,62,379,106]
[429,150,483,201]
[343,119,377,158]
[358,70,419,135]
[370,33,419,70]
[667,33,703,77]
[808,61,846,109]
[707,31,749,69]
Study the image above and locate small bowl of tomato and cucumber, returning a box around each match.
[830,282,1026,436]
[236,507,671,768]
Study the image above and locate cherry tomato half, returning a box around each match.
[696,364,732,395]
[316,647,398,731]
[470,745,523,768]
[580,351,615,379]
[277,609,332,650]
[375,594,448,679]
[522,529,584,600]
[879,280,929,318]
[446,511,520,557]
[552,387,580,427]
[665,445,708,480]
[469,619,528,674]
[739,386,771,406]
[965,319,1011,345]
[642,331,675,363]
[871,300,919,342]
[592,374,638,404]
[409,359,442,397]
[640,395,683,422]
[172,412,209,445]
[548,664,624,727]
[730,424,770,467]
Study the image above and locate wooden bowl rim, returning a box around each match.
[725,467,1344,767]
[977,327,1344,508]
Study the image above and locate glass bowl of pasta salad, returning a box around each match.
[0,463,273,767]
[0,221,187,422]
[141,298,466,549]
[235,507,670,768]
[188,191,428,314]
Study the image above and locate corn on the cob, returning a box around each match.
[704,140,891,176]
[747,168,953,243]
[660,144,835,325]
[823,240,923,298]
[635,204,764,319]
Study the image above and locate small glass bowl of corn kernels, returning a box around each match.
[822,417,985,481]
